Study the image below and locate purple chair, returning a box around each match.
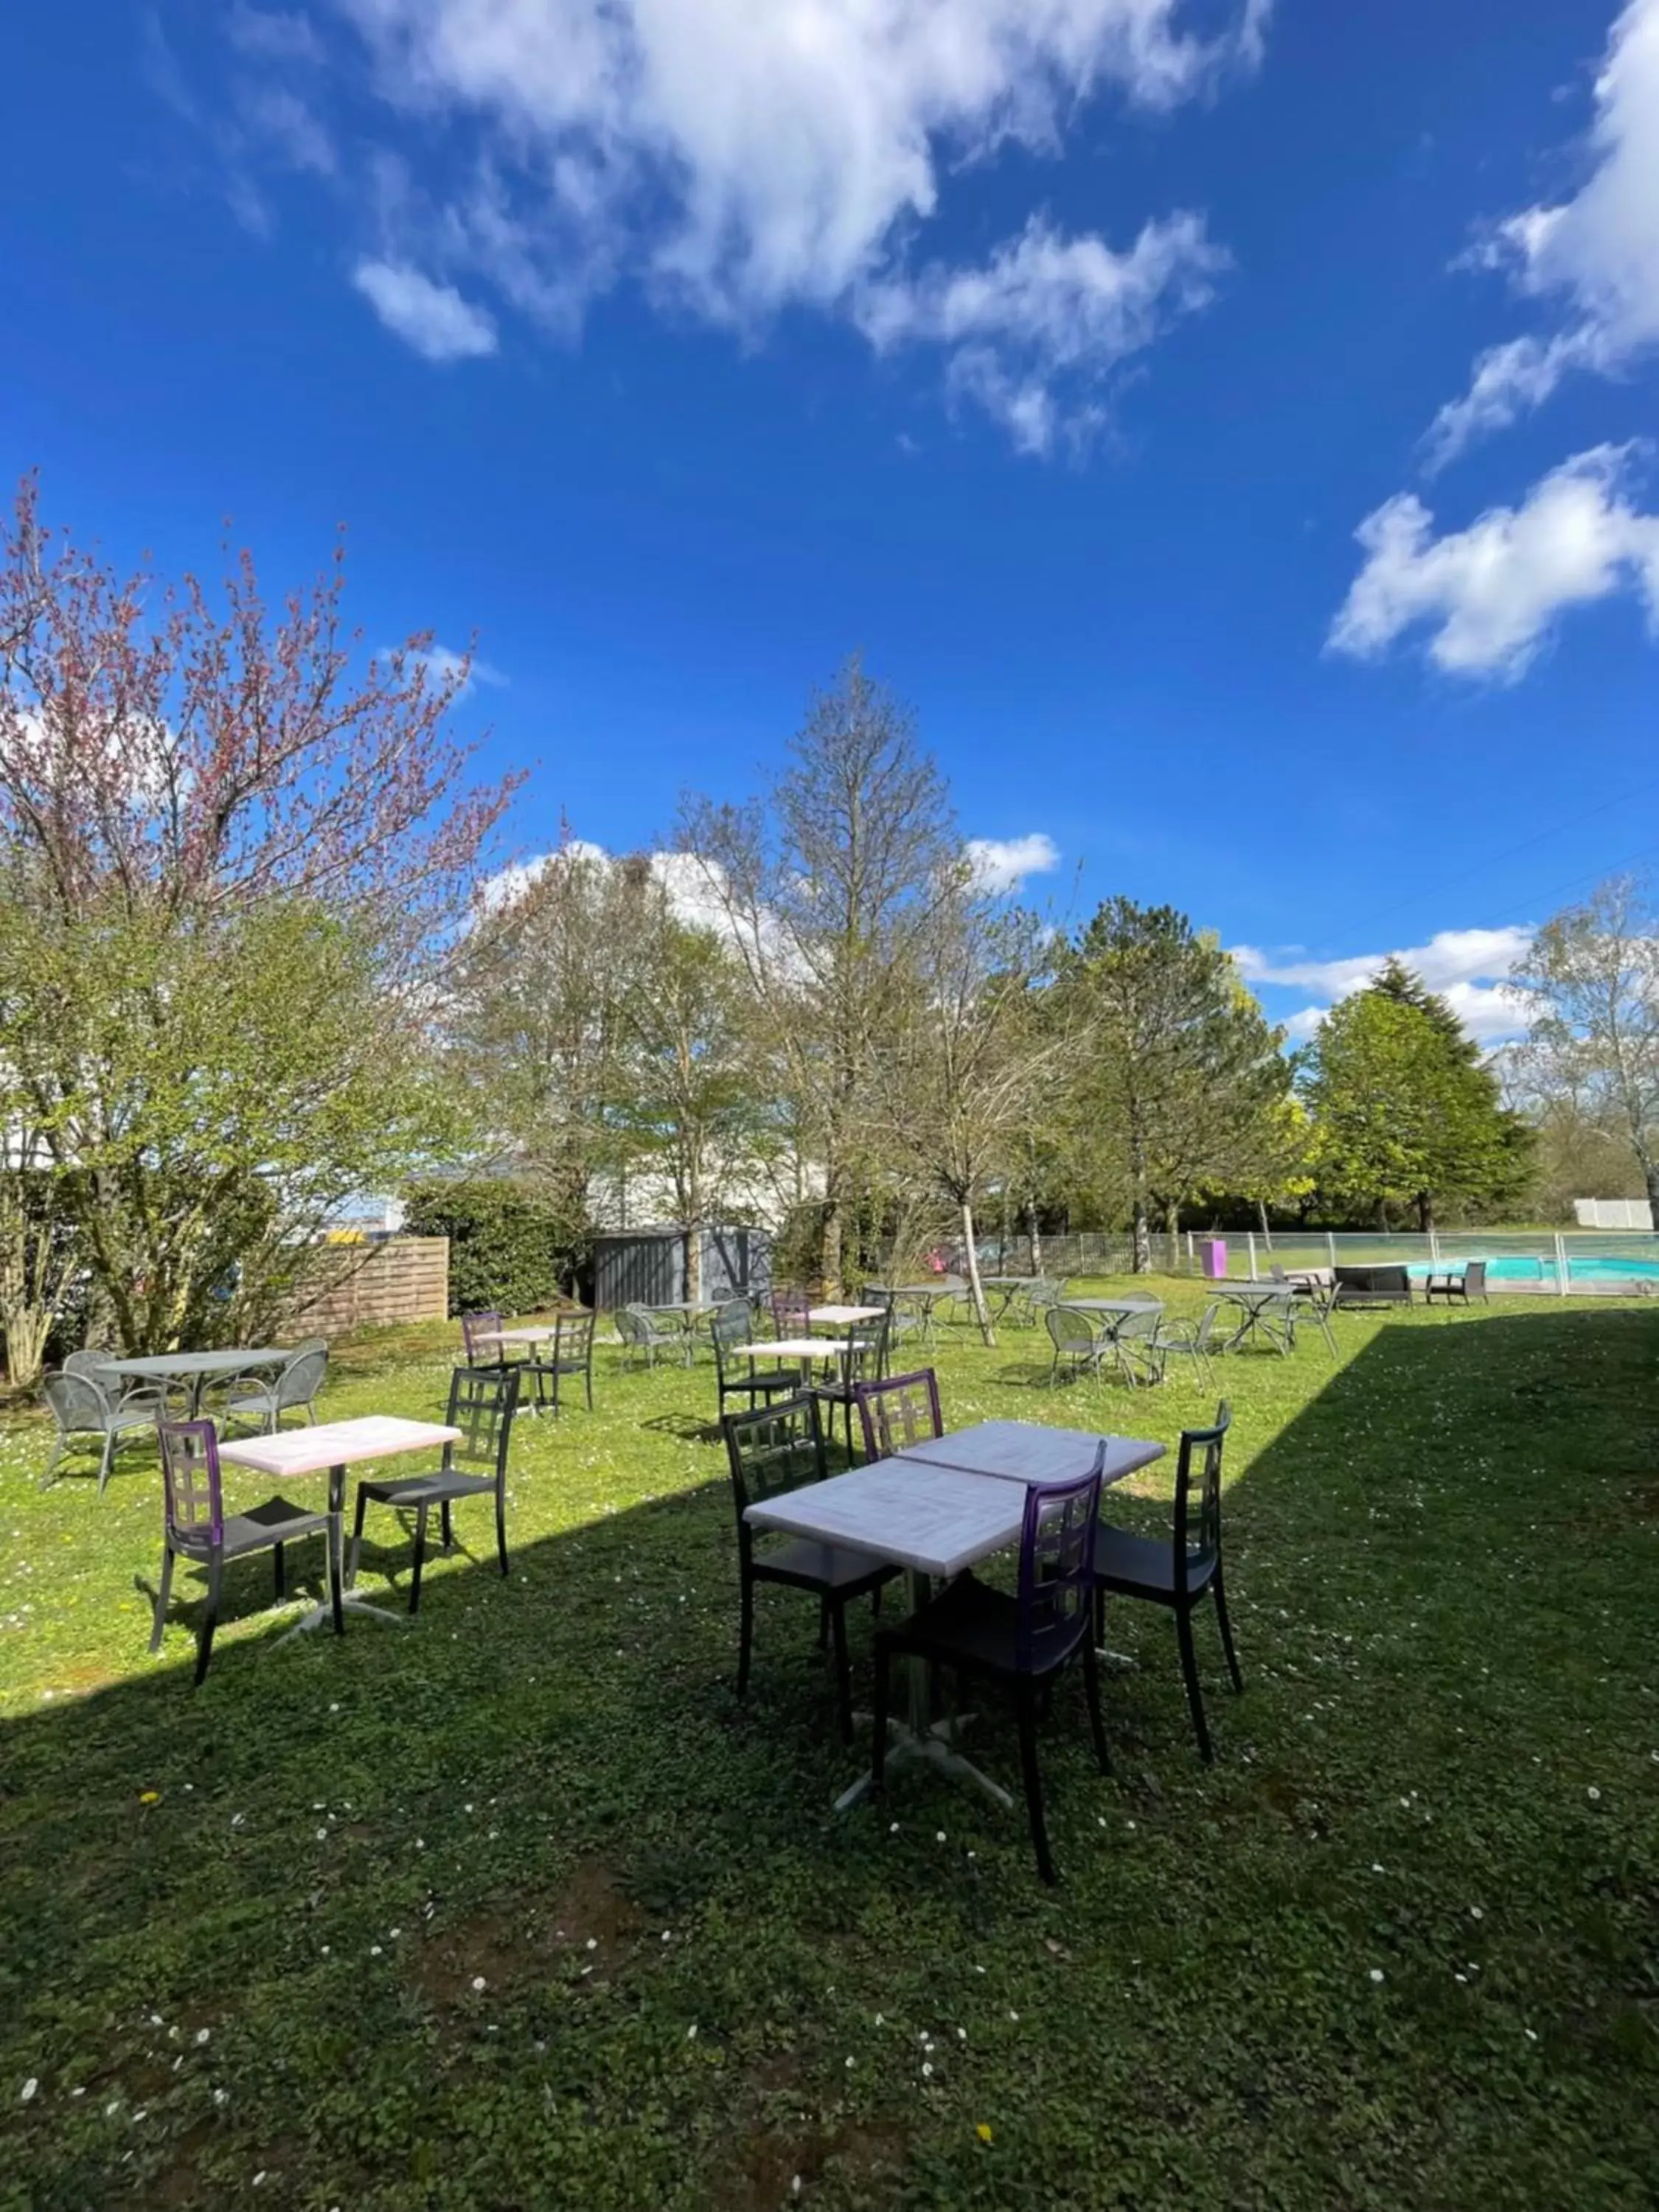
[852,1368,944,1462]
[150,1419,335,1685]
[770,1289,812,1338]
[872,1453,1109,1884]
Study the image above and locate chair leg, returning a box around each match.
[1175,1606,1213,1762]
[349,1488,368,1588]
[494,1490,509,1578]
[327,1510,344,1636]
[149,1544,175,1653]
[40,1436,64,1491]
[872,1643,892,1788]
[737,1568,754,1700]
[830,1598,853,1745]
[440,1500,455,1551]
[1015,1680,1057,1885]
[1080,1638,1112,1775]
[97,1431,115,1496]
[272,1542,285,1600]
[194,1553,223,1686]
[1211,1563,1244,1692]
[408,1503,429,1616]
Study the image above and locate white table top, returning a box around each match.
[97,1347,291,1378]
[891,1420,1165,1488]
[808,1304,887,1326]
[1065,1296,1163,1315]
[218,1416,461,1478]
[862,1283,960,1300]
[728,1338,849,1360]
[1219,1283,1295,1303]
[745,1422,1164,1578]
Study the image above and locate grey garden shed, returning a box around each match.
[591,1226,772,1312]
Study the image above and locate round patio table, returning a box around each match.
[1215,1284,1297,1354]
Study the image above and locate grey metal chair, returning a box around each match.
[41,1368,164,1493]
[1144,1302,1222,1385]
[1046,1305,1110,1386]
[525,1310,596,1414]
[712,1304,804,1417]
[810,1310,892,1461]
[619,1303,694,1369]
[223,1340,328,1434]
[151,1416,334,1683]
[349,1366,521,1614]
[1107,1306,1164,1388]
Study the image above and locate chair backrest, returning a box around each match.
[1115,1306,1161,1344]
[843,1310,891,1386]
[1172,1401,1232,1594]
[1015,1455,1104,1672]
[1268,1265,1287,1283]
[276,1343,328,1410]
[556,1311,595,1364]
[715,1297,752,1334]
[42,1369,109,1434]
[445,1365,520,1483]
[770,1289,811,1336]
[159,1418,224,1545]
[1028,1279,1065,1312]
[722,1394,826,1528]
[461,1310,505,1363]
[1193,1303,1223,1352]
[852,1368,942,1461]
[63,1349,110,1381]
[614,1306,644,1349]
[1046,1305,1096,1355]
[1464,1260,1486,1294]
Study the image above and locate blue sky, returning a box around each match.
[4,0,1658,1044]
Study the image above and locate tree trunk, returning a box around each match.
[820,1192,843,1299]
[1257,1197,1271,1246]
[1026,1196,1044,1276]
[685,1224,700,1304]
[959,1198,995,1347]
[1416,1192,1434,1234]
[1130,1120,1150,1274]
[1643,1157,1659,1225]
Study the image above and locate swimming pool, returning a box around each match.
[1403,1256,1659,1282]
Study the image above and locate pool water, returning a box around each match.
[1402,1256,1659,1281]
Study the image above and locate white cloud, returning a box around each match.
[351,257,498,359]
[1328,445,1659,678]
[1429,0,1659,463]
[386,641,508,695]
[964,831,1061,891]
[228,6,326,63]
[858,213,1225,453]
[239,83,337,175]
[1237,928,1535,1048]
[293,0,1270,442]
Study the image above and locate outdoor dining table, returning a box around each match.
[744,1418,1165,1812]
[217,1415,462,1641]
[94,1346,292,1416]
[807,1304,887,1329]
[1216,1282,1298,1354]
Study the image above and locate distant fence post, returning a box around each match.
[1429,1228,1440,1265]
[1246,1231,1258,1281]
[1554,1232,1569,1295]
[1326,1231,1338,1271]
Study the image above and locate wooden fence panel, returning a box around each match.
[286,1237,450,1336]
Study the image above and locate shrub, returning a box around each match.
[403,1180,574,1318]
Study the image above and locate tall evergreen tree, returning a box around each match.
[1304,964,1531,1230]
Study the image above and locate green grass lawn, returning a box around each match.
[1,1287,1656,2210]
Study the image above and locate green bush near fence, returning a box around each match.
[402,1179,573,1318]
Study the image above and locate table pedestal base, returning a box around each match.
[272,1590,406,1647]
[832,1711,1014,1815]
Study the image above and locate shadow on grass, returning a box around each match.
[3,1307,1658,2211]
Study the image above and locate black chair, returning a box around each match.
[852,1368,943,1461]
[712,1303,804,1419]
[151,1417,334,1685]
[723,1394,897,1742]
[1091,1402,1241,1763]
[526,1310,596,1414]
[872,1455,1109,1884]
[1426,1259,1488,1306]
[348,1366,520,1614]
[811,1310,891,1461]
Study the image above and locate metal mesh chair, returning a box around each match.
[150,1417,334,1683]
[1144,1303,1222,1385]
[348,1366,521,1614]
[223,1340,329,1434]
[723,1393,897,1742]
[619,1303,694,1368]
[41,1368,164,1494]
[810,1311,892,1461]
[1046,1305,1109,1385]
[852,1368,944,1461]
[872,1455,1109,1883]
[1091,1402,1240,1762]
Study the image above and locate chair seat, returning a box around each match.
[728,1366,804,1394]
[357,1467,495,1506]
[754,1537,896,1594]
[1093,1523,1215,1599]
[880,1571,1080,1679]
[175,1496,330,1557]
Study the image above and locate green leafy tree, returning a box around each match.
[1304,959,1531,1230]
[1054,900,1291,1271]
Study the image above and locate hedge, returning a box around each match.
[402,1180,573,1319]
